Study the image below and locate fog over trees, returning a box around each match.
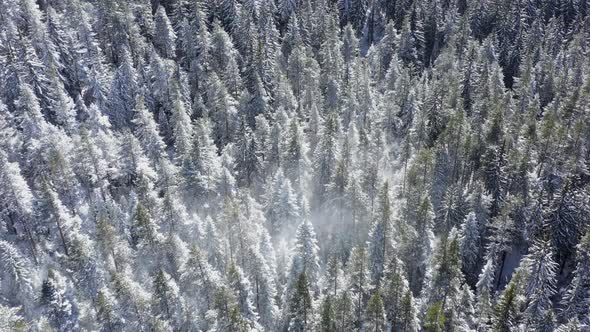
[0,0,590,330]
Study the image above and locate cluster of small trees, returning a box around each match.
[0,0,589,330]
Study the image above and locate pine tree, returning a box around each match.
[476,258,496,329]
[324,254,342,297]
[399,290,419,332]
[210,285,249,332]
[313,112,340,209]
[287,271,313,332]
[14,81,51,160]
[319,11,343,113]
[181,117,222,204]
[0,240,33,306]
[16,35,55,113]
[424,301,446,332]
[117,133,158,193]
[40,270,77,331]
[111,271,151,330]
[206,72,238,148]
[283,116,308,190]
[459,212,480,284]
[522,239,558,330]
[151,269,182,327]
[247,242,278,330]
[278,0,298,26]
[95,214,129,273]
[340,0,367,33]
[333,290,354,331]
[96,287,122,332]
[38,186,80,257]
[397,17,420,68]
[266,121,283,176]
[132,95,167,168]
[0,150,38,264]
[555,318,582,332]
[234,122,262,187]
[347,245,371,327]
[289,220,321,292]
[266,169,300,238]
[560,230,590,321]
[130,202,158,250]
[203,216,226,273]
[180,245,221,318]
[227,263,259,327]
[366,291,386,332]
[0,100,18,154]
[492,268,525,332]
[48,75,77,133]
[421,229,465,331]
[546,180,589,268]
[401,194,434,294]
[108,48,138,128]
[381,255,417,332]
[367,182,392,285]
[319,295,337,332]
[169,88,193,160]
[218,150,238,199]
[153,6,177,59]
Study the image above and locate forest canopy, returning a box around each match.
[0,0,589,330]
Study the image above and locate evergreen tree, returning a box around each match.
[492,268,526,332]
[234,122,262,187]
[319,295,336,332]
[0,0,589,329]
[459,212,480,284]
[288,220,321,292]
[365,291,385,332]
[40,270,78,332]
[522,239,558,330]
[286,271,313,332]
[153,6,177,59]
[227,263,259,326]
[132,95,167,168]
[313,112,340,209]
[421,229,465,331]
[0,151,38,264]
[367,182,392,286]
[169,88,193,160]
[283,116,308,190]
[0,240,33,306]
[108,48,138,128]
[182,117,222,204]
[560,230,590,321]
[248,242,278,330]
[476,258,496,329]
[206,72,238,148]
[382,255,418,331]
[347,245,371,327]
[130,202,158,250]
[266,169,300,238]
[151,269,182,327]
[96,287,123,332]
[111,271,151,330]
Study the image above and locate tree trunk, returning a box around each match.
[56,217,69,256]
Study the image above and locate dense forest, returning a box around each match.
[1,0,590,330]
